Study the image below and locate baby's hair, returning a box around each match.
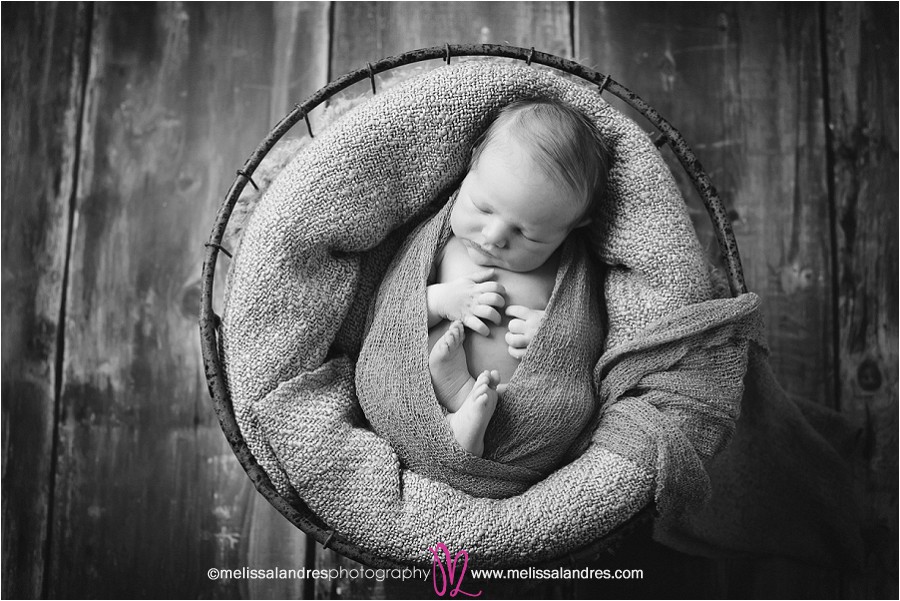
[468,97,611,223]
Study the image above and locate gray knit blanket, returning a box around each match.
[221,61,755,565]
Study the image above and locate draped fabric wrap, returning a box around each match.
[356,197,605,498]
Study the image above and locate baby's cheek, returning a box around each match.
[525,247,555,269]
[450,216,474,241]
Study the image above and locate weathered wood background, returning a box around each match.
[2,2,896,599]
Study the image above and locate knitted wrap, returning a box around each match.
[221,62,757,566]
[356,197,605,498]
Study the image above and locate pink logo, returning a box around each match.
[428,543,482,598]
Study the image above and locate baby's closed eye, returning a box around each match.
[473,201,491,214]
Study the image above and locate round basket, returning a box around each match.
[199,44,747,568]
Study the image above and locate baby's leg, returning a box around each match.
[447,370,499,457]
[429,321,475,412]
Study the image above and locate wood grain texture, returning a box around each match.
[574,1,730,268]
[270,2,331,123]
[45,3,324,596]
[578,2,836,405]
[577,3,846,597]
[331,1,572,85]
[825,3,899,598]
[1,3,90,598]
[242,490,309,600]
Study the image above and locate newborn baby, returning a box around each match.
[426,97,610,457]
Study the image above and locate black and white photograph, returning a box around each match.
[2,2,897,599]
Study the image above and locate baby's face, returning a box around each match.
[450,135,587,273]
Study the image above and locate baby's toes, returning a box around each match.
[470,374,499,412]
[443,321,464,347]
[468,385,487,404]
[474,370,493,387]
[470,387,494,409]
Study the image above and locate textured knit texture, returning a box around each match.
[356,196,604,498]
[221,61,752,566]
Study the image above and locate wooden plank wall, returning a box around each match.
[2,2,895,599]
[2,4,90,598]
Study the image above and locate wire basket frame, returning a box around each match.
[199,43,747,568]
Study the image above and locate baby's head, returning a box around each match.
[451,97,610,272]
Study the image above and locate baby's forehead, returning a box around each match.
[476,138,587,203]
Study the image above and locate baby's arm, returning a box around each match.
[504,305,546,359]
[426,268,506,336]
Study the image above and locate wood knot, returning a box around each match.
[180,279,202,319]
[857,359,882,392]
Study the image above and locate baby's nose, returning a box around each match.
[482,220,509,247]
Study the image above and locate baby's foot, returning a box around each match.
[429,321,473,412]
[447,370,499,457]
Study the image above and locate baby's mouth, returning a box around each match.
[469,242,497,259]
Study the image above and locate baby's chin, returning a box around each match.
[465,250,495,267]
[465,248,503,269]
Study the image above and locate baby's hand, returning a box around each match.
[505,305,546,359]
[428,268,506,336]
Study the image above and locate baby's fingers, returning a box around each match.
[478,291,506,308]
[475,281,506,297]
[462,314,491,336]
[505,331,529,348]
[507,318,526,335]
[468,268,496,284]
[508,346,528,360]
[473,304,502,325]
[505,305,533,320]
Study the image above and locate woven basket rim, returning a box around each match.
[199,43,746,568]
